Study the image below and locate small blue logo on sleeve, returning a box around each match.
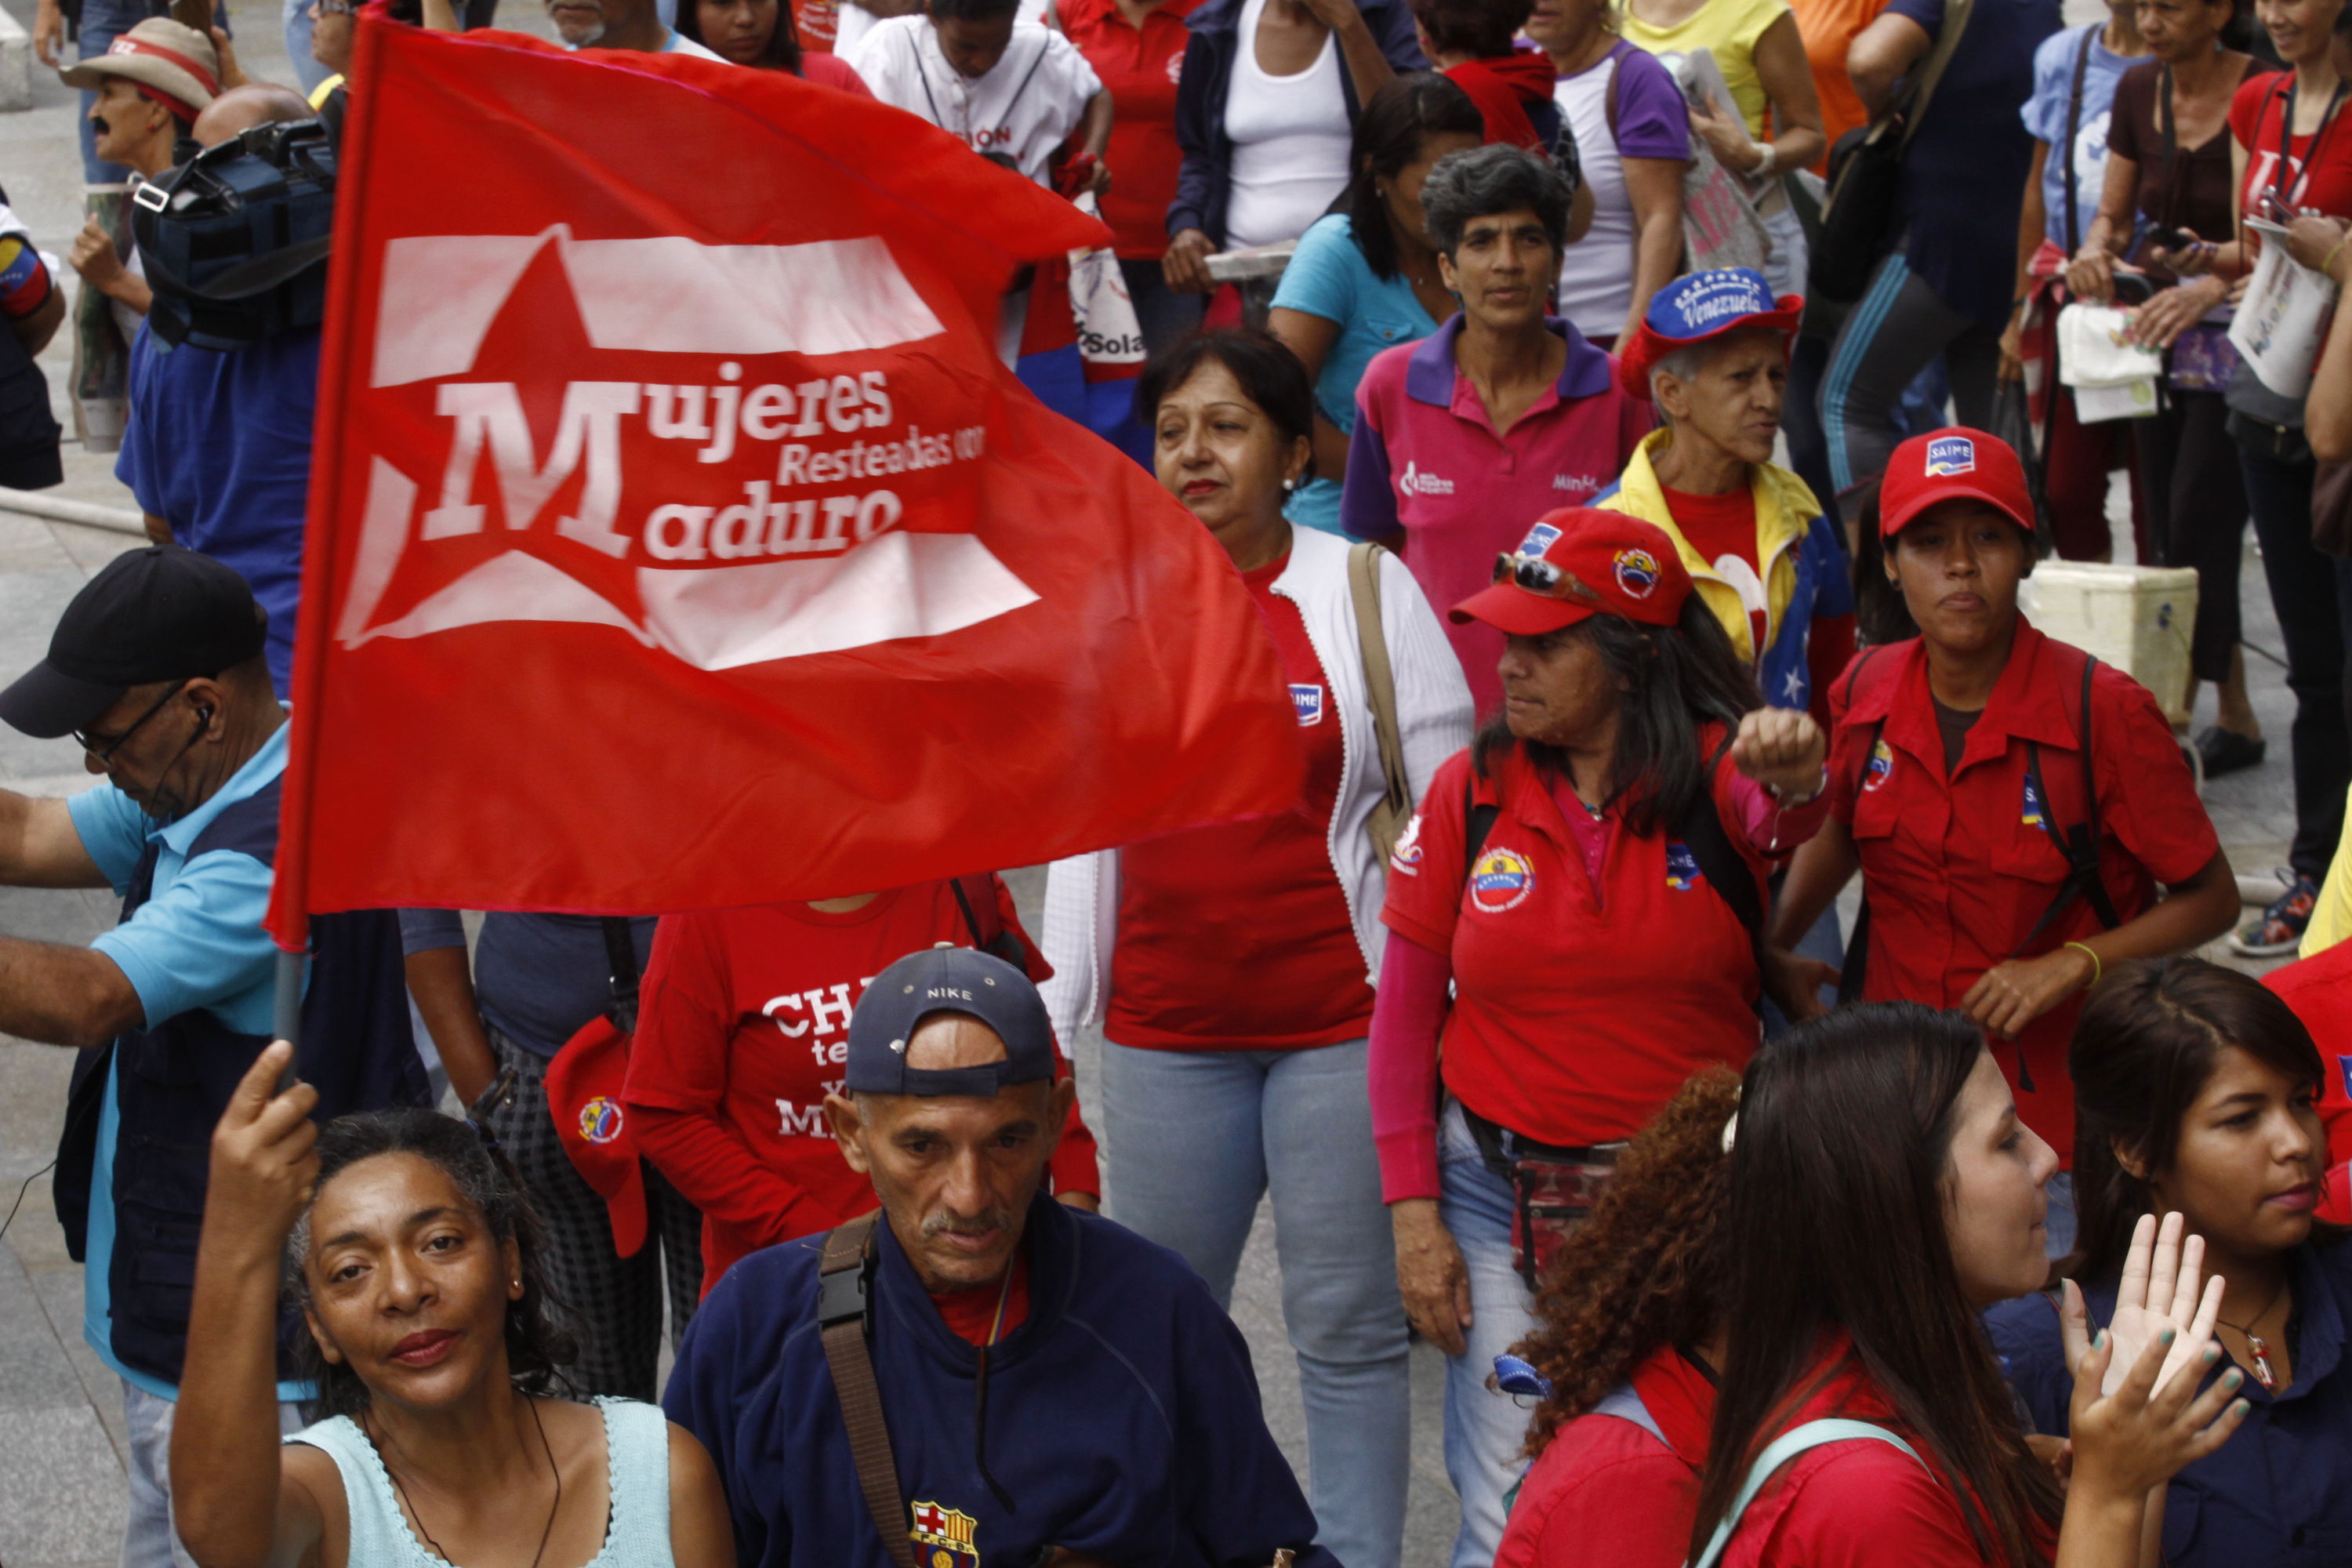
[1666,842,1701,891]
[2339,1055,2352,1101]
[1925,435,1976,477]
[1290,684,1325,726]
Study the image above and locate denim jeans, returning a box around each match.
[2241,439,2352,881]
[1119,257,1204,358]
[122,1381,303,1568]
[1100,1038,1410,1568]
[2045,1171,2078,1259]
[1435,1100,1541,1568]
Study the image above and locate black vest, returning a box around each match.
[52,775,427,1388]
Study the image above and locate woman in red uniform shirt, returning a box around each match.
[619,875,1099,1295]
[1043,328,1472,1568]
[1370,506,1829,1566]
[674,0,872,88]
[1054,0,1203,350]
[1769,428,2238,1257]
[1690,1002,2247,1568]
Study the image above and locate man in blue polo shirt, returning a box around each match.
[666,946,1334,1568]
[0,546,423,1568]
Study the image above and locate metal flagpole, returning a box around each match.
[274,946,304,1088]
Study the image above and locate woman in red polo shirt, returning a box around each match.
[1769,427,2238,1258]
[1054,0,1202,350]
[1370,506,1828,1566]
[619,875,1100,1295]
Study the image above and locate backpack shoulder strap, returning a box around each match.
[817,1211,920,1568]
[1898,0,1976,152]
[1350,542,1414,862]
[1462,769,1501,891]
[1687,1420,1929,1568]
[949,875,1029,968]
[600,916,641,1035]
[1676,731,1765,946]
[2062,23,2097,256]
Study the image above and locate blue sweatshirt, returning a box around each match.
[665,1192,1338,1568]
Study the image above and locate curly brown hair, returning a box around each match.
[1508,1067,1740,1459]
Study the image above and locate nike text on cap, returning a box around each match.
[844,946,1057,1096]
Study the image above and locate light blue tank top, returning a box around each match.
[286,1396,673,1567]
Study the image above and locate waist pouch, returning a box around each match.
[1461,1102,1623,1291]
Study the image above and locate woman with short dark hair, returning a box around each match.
[1269,73,1483,533]
[1991,958,2352,1568]
[168,1044,735,1568]
[1342,143,1651,713]
[1046,328,1472,1568]
[1370,504,1828,1564]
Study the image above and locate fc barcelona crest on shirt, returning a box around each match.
[910,1501,980,1568]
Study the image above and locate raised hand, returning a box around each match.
[205,1040,321,1258]
[2069,1213,2224,1398]
[1730,707,1827,799]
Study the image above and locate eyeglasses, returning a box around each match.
[313,0,358,13]
[1491,551,1601,603]
[74,681,189,765]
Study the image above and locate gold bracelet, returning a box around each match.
[2065,941,2103,989]
[2325,238,2350,282]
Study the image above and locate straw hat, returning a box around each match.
[60,19,222,120]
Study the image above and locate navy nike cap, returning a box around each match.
[844,947,1055,1096]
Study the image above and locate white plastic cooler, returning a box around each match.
[2019,562,2200,728]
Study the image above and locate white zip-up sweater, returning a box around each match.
[1040,525,1475,1047]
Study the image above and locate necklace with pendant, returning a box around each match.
[2217,1278,2291,1391]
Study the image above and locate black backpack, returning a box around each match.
[131,118,335,351]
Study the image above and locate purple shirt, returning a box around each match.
[1341,316,1653,714]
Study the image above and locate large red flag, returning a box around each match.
[267,18,1301,945]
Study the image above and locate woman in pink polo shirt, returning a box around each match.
[1370,506,1825,1566]
[1341,142,1652,717]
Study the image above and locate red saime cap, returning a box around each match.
[543,1014,650,1258]
[1879,427,2037,539]
[1450,508,1693,637]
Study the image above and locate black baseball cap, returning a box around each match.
[845,948,1057,1097]
[0,546,267,739]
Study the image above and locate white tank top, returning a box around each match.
[1221,0,1353,249]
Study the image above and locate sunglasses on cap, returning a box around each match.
[1491,550,1604,604]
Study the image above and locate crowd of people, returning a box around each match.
[7,0,2352,1563]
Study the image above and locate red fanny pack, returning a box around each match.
[1461,1103,1623,1290]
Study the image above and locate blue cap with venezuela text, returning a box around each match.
[1617,266,1803,399]
[845,947,1057,1096]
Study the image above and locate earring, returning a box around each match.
[1282,477,1297,492]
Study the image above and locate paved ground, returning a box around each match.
[0,0,2300,1562]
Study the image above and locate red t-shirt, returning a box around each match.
[1108,554,1375,1048]
[1379,735,1776,1146]
[1059,0,1198,258]
[2231,71,2352,226]
[1827,624,2220,1163]
[1661,483,1767,654]
[1496,1346,1715,1568]
[622,878,1102,1291]
[929,1250,1031,1344]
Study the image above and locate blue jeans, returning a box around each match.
[122,1381,302,1568]
[1436,1101,1541,1568]
[2045,1171,2077,1259]
[77,0,156,183]
[1100,1038,1410,1568]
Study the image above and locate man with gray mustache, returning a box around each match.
[663,946,1334,1568]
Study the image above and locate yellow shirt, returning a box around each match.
[2301,783,2352,956]
[1619,0,1791,141]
